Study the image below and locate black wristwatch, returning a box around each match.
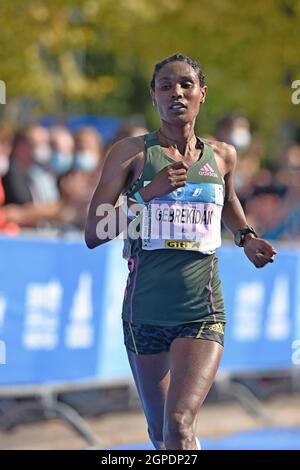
[234,226,258,247]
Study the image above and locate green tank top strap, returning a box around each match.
[124,131,224,198]
[144,131,159,149]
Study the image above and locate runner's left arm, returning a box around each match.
[221,144,276,268]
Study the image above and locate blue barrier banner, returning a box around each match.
[95,242,132,381]
[0,236,299,386]
[0,236,112,385]
[218,246,300,372]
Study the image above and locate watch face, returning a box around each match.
[235,229,250,246]
[234,232,242,246]
[235,227,257,247]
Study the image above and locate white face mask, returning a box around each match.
[230,128,251,150]
[74,151,98,172]
[50,151,74,175]
[32,144,52,164]
[0,156,9,176]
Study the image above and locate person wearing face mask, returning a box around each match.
[215,115,257,195]
[31,142,52,166]
[73,127,104,174]
[74,150,99,172]
[215,114,252,152]
[2,126,61,228]
[24,125,61,204]
[229,116,252,151]
[49,126,75,176]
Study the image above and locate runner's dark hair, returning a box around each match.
[150,53,205,90]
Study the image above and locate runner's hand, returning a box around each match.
[244,237,277,268]
[141,161,188,201]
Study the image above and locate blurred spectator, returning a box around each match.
[2,129,33,205]
[215,113,251,152]
[48,126,107,230]
[244,143,300,241]
[2,116,298,240]
[73,127,104,174]
[26,125,60,203]
[2,125,61,205]
[214,113,264,198]
[48,126,74,176]
[56,170,95,230]
[244,185,287,238]
[234,139,266,199]
[106,119,149,153]
[0,127,20,235]
[266,144,300,241]
[2,126,104,231]
[0,126,12,179]
[27,125,51,166]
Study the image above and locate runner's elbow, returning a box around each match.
[85,222,100,249]
[85,231,97,249]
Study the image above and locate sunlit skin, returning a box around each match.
[150,61,207,159]
[85,58,277,450]
[85,60,276,267]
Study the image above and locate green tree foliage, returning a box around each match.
[0,0,299,145]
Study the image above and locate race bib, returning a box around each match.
[141,182,224,253]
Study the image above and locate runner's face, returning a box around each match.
[151,61,206,125]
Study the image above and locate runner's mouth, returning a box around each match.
[169,102,187,110]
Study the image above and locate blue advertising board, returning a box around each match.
[0,236,115,384]
[0,236,299,386]
[218,246,300,372]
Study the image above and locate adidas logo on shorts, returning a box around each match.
[208,323,224,335]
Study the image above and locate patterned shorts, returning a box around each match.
[123,320,225,355]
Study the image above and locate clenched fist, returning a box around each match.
[244,236,277,268]
[140,161,189,201]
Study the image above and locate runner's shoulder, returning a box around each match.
[107,136,145,166]
[205,138,237,173]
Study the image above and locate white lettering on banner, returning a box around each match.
[0,340,6,365]
[23,281,62,350]
[233,283,264,341]
[265,276,290,341]
[0,295,7,330]
[291,339,300,365]
[65,273,94,349]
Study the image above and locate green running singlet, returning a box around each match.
[121,131,226,326]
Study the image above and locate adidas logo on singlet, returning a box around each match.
[208,323,224,335]
[198,163,218,178]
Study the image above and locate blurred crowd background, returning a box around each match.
[0,0,299,242]
[0,115,300,242]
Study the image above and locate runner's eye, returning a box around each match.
[181,82,193,88]
[160,84,171,90]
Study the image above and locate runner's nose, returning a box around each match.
[171,84,183,99]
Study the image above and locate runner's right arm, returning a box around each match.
[85,137,188,249]
[85,138,143,249]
